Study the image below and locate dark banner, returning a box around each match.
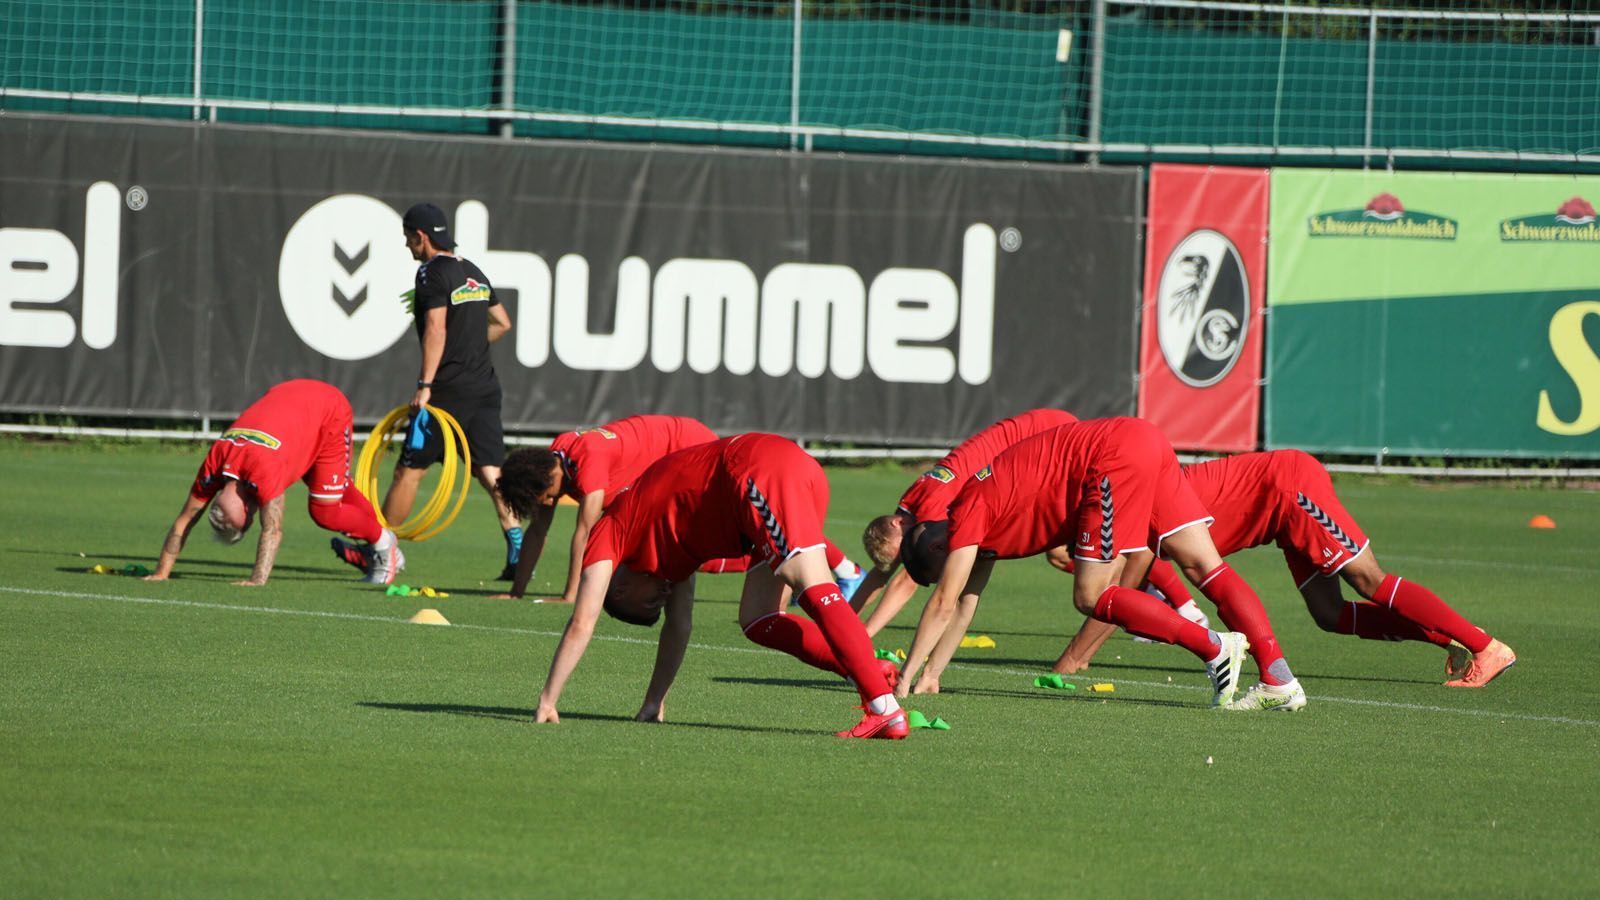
[0,115,1141,443]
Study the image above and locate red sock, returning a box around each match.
[742,612,842,674]
[1145,560,1193,607]
[1197,563,1289,685]
[1374,575,1491,653]
[1092,585,1216,660]
[1335,602,1451,647]
[308,490,382,543]
[798,583,889,702]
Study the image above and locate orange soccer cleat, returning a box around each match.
[836,707,909,740]
[1444,639,1517,688]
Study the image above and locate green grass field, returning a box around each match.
[2,437,1597,897]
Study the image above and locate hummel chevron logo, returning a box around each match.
[1295,492,1361,556]
[746,479,790,559]
[1098,476,1115,561]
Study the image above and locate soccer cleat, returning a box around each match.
[1205,631,1249,707]
[836,707,909,740]
[1226,679,1308,712]
[361,539,406,586]
[330,537,371,572]
[837,567,868,602]
[1444,639,1516,688]
[1445,641,1472,679]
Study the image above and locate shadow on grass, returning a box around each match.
[905,684,1200,711]
[357,701,817,736]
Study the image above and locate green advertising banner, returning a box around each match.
[1267,170,1600,458]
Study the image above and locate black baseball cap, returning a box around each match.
[402,202,456,249]
[901,519,952,587]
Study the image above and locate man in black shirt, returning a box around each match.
[358,202,522,577]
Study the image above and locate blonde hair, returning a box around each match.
[208,499,245,545]
[861,514,906,571]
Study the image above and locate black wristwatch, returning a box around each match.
[416,380,434,388]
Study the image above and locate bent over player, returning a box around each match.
[897,417,1305,711]
[148,379,402,586]
[1058,450,1516,688]
[492,415,717,601]
[855,407,1080,635]
[534,434,908,739]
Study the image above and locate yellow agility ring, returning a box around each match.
[355,404,472,542]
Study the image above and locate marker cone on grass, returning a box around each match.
[408,609,449,626]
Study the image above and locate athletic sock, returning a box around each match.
[797,582,891,702]
[373,529,396,552]
[308,489,383,543]
[1144,560,1193,607]
[867,693,901,715]
[1197,563,1293,685]
[1091,585,1217,660]
[742,612,843,674]
[504,526,524,565]
[1335,601,1451,647]
[832,558,863,581]
[1375,574,1491,653]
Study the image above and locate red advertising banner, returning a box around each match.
[1138,164,1269,452]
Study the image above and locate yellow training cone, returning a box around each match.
[408,608,450,626]
[1528,515,1556,529]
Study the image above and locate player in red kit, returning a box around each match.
[1055,450,1516,689]
[490,415,718,601]
[897,417,1305,711]
[855,408,1099,635]
[534,434,908,739]
[147,380,402,586]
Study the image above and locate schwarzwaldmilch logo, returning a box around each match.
[1308,192,1458,240]
[1500,196,1600,242]
[1155,229,1248,388]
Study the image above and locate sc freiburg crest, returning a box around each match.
[1155,229,1248,388]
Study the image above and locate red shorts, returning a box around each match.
[304,403,354,501]
[1277,456,1369,587]
[722,434,831,571]
[1072,418,1211,563]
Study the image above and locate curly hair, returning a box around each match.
[861,513,907,571]
[497,447,561,519]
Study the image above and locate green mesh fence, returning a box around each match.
[2,0,1597,164]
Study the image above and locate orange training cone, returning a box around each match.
[1528,515,1556,529]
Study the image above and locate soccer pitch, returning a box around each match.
[2,439,1596,897]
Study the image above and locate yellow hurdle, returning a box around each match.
[354,404,472,542]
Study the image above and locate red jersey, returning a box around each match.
[1184,450,1368,584]
[946,417,1203,563]
[584,434,830,582]
[898,408,1078,522]
[550,415,717,501]
[190,380,352,503]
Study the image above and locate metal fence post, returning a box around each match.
[1087,0,1106,164]
[1364,11,1377,169]
[498,0,517,139]
[791,0,804,151]
[192,0,204,120]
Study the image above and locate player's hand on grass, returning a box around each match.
[487,592,520,600]
[912,674,941,695]
[142,573,168,582]
[635,702,664,723]
[233,578,267,587]
[1052,654,1090,675]
[535,703,560,724]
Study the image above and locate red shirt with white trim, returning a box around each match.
[898,408,1078,522]
[550,415,717,501]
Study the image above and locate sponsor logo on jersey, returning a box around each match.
[1155,229,1249,388]
[576,427,618,440]
[924,465,956,483]
[450,277,493,305]
[221,428,283,450]
[974,466,992,480]
[1500,196,1600,242]
[1307,193,1458,240]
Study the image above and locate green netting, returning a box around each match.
[2,0,1598,163]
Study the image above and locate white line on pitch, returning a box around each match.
[3,585,1589,728]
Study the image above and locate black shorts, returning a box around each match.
[398,385,506,470]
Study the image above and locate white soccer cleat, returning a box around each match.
[361,535,406,586]
[1226,678,1308,712]
[1205,631,1249,707]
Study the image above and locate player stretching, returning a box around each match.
[492,415,718,601]
[856,408,1093,635]
[148,379,402,586]
[534,434,908,739]
[1055,450,1516,689]
[897,417,1303,712]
